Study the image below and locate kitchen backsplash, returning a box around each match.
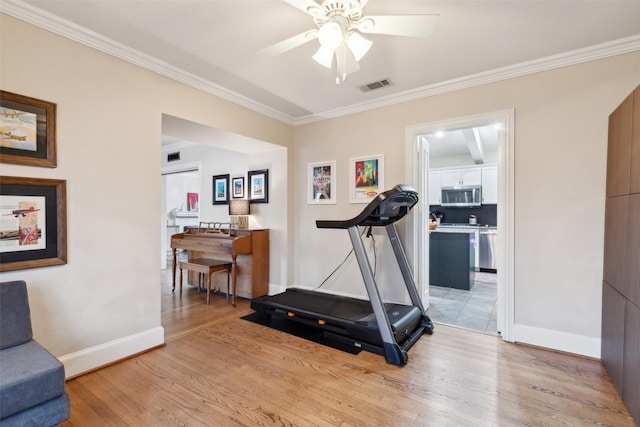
[429,204,497,226]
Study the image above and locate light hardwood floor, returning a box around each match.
[60,270,635,426]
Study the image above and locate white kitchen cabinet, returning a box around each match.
[441,167,481,187]
[481,166,498,204]
[428,170,442,205]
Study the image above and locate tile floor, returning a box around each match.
[426,272,498,335]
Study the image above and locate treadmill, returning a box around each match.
[250,184,434,366]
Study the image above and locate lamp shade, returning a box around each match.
[229,199,250,215]
[347,32,372,61]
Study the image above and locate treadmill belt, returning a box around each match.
[263,288,377,322]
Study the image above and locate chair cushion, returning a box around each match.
[0,392,69,426]
[0,281,33,350]
[0,340,65,419]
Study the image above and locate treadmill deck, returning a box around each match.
[251,288,423,342]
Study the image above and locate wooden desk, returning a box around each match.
[171,229,269,299]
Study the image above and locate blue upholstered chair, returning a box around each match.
[0,280,70,426]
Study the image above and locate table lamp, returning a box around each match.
[229,199,250,229]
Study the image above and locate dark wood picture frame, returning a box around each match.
[248,169,269,204]
[212,174,230,205]
[232,176,245,199]
[0,176,67,272]
[0,91,57,168]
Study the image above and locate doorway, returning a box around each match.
[406,109,514,341]
[160,162,201,270]
[425,124,498,334]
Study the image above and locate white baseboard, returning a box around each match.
[512,323,601,359]
[268,282,287,295]
[59,326,165,378]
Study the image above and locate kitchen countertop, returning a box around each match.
[431,224,496,233]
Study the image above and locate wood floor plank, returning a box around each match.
[59,269,636,426]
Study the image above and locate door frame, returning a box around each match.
[404,109,515,341]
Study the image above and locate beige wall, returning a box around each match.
[293,52,640,355]
[0,14,293,376]
[2,12,640,373]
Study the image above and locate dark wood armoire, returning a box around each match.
[602,83,640,425]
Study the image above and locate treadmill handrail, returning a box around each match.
[316,184,418,229]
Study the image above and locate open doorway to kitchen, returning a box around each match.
[426,124,499,334]
[406,110,514,340]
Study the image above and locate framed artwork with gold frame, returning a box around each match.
[0,91,57,168]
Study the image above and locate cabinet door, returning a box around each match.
[428,171,441,205]
[482,166,498,204]
[623,300,640,423]
[461,168,482,186]
[441,169,462,187]
[601,282,626,394]
[607,91,633,197]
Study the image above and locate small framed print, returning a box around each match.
[350,154,384,204]
[187,192,199,211]
[308,160,336,204]
[231,176,245,199]
[248,169,269,204]
[0,176,67,272]
[212,174,229,205]
[0,91,57,168]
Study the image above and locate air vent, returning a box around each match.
[167,152,180,162]
[359,79,393,93]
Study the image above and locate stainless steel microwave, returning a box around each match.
[441,185,482,207]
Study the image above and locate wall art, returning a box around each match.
[0,91,57,167]
[248,169,269,203]
[212,174,229,205]
[0,176,67,271]
[231,176,245,199]
[308,160,336,204]
[349,154,384,204]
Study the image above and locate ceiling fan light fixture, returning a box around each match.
[312,44,335,68]
[317,21,343,50]
[347,32,372,61]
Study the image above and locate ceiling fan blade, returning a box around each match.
[258,30,318,56]
[335,45,360,77]
[357,15,439,38]
[281,0,323,18]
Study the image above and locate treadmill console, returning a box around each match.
[316,184,418,229]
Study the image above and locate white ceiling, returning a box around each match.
[6,0,640,127]
[4,1,639,162]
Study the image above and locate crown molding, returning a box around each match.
[293,33,640,125]
[3,1,639,127]
[0,0,297,125]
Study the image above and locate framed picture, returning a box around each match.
[231,176,245,199]
[187,192,199,211]
[0,91,57,168]
[212,174,229,205]
[308,160,336,204]
[350,154,384,204]
[0,176,67,272]
[248,169,269,203]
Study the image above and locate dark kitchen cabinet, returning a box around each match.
[602,83,640,425]
[429,231,475,290]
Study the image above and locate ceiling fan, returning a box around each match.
[260,0,439,84]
